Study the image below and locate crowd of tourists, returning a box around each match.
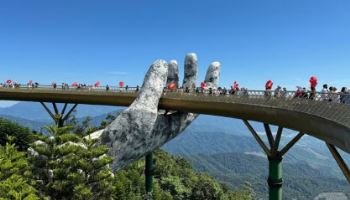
[173,77,350,104]
[0,81,23,88]
[1,77,350,104]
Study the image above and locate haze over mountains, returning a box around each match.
[0,102,117,122]
[1,101,349,199]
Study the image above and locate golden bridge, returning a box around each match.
[1,86,349,200]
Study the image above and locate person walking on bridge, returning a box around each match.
[281,87,288,98]
[208,87,213,95]
[321,84,329,101]
[294,86,303,98]
[191,82,196,93]
[274,86,282,98]
[265,80,273,97]
[309,76,318,100]
[309,86,316,100]
[340,87,349,104]
[301,87,308,98]
[200,82,206,93]
[329,87,340,103]
[232,81,239,95]
[222,87,227,95]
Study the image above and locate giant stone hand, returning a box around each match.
[93,53,221,170]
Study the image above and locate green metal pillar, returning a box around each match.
[243,121,303,200]
[55,114,64,128]
[145,153,153,194]
[41,102,78,128]
[268,156,283,200]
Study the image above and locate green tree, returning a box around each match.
[114,149,253,200]
[99,113,117,129]
[0,115,254,200]
[74,116,94,136]
[0,118,36,151]
[65,110,78,127]
[0,143,39,200]
[30,126,116,199]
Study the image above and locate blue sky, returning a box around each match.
[0,0,350,93]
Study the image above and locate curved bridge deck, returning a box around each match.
[1,87,350,154]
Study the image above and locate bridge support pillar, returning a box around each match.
[326,143,350,184]
[268,155,283,200]
[243,120,304,200]
[145,152,154,199]
[40,102,78,127]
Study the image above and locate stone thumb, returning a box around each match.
[130,59,168,112]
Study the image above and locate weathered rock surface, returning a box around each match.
[182,53,198,89]
[167,60,179,86]
[99,60,168,170]
[93,53,221,171]
[205,61,221,89]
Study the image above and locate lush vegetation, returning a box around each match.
[0,117,252,199]
[0,118,39,151]
[3,106,350,199]
[164,129,350,199]
[185,152,350,200]
[0,143,39,200]
[29,126,115,200]
[114,150,254,200]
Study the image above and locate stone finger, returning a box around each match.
[167,60,179,87]
[182,53,198,89]
[130,59,168,112]
[204,61,221,89]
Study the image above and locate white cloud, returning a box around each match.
[0,101,18,108]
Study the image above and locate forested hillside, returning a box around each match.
[164,130,350,199]
[0,117,253,200]
[184,153,350,200]
[1,104,349,199]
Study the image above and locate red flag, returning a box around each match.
[119,81,124,87]
[309,76,318,88]
[200,82,206,89]
[167,82,176,90]
[265,80,273,90]
[95,81,101,87]
[233,81,239,89]
[72,82,78,87]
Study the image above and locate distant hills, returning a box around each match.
[184,152,350,200]
[1,101,349,199]
[0,102,118,122]
[0,102,120,131]
[164,129,348,178]
[163,128,350,199]
[0,114,48,131]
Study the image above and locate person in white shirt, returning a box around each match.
[321,84,329,101]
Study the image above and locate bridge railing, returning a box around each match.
[164,88,350,104]
[0,84,140,93]
[1,84,350,126]
[1,84,350,104]
[163,89,350,127]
